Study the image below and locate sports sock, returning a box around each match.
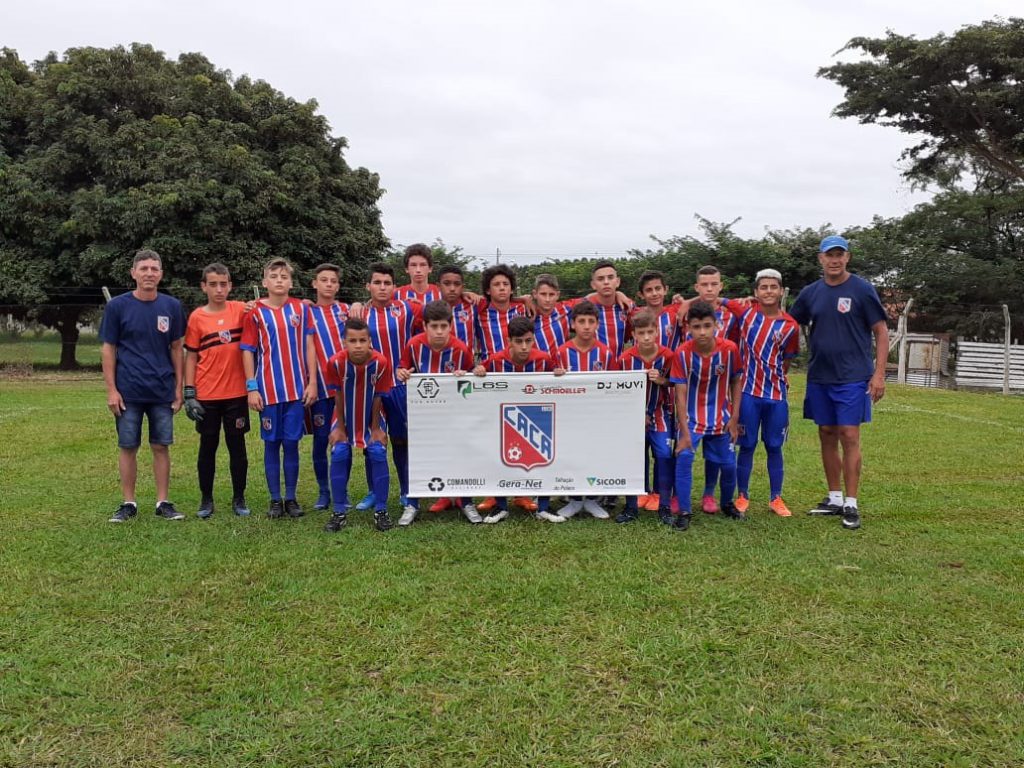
[717,459,737,506]
[392,441,410,497]
[845,496,858,509]
[225,432,248,499]
[702,460,719,497]
[654,454,673,507]
[329,443,353,510]
[282,440,300,499]
[736,446,755,496]
[674,449,695,513]
[264,440,282,500]
[366,443,390,510]
[829,490,844,506]
[766,446,784,500]
[197,431,220,499]
[123,500,137,507]
[312,432,329,494]
[537,497,550,512]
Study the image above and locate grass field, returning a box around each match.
[1,373,1022,767]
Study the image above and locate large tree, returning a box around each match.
[0,44,386,368]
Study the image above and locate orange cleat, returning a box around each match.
[514,497,538,512]
[476,497,498,512]
[734,494,749,514]
[644,495,661,511]
[429,497,454,513]
[769,497,792,517]
[637,494,651,509]
[701,495,719,514]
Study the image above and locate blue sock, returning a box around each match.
[538,497,550,512]
[703,460,719,497]
[329,443,353,512]
[496,497,508,511]
[766,446,784,499]
[364,456,373,498]
[646,448,654,494]
[366,443,390,510]
[624,496,639,512]
[282,440,300,500]
[674,449,695,513]
[312,432,329,494]
[392,441,409,497]
[655,454,673,508]
[737,446,755,497]
[264,440,282,500]
[717,459,737,505]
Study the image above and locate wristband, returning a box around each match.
[246,379,259,392]
[183,385,197,399]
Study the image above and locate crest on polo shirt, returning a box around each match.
[837,298,852,313]
[219,330,232,343]
[389,304,402,318]
[157,316,169,333]
[716,364,726,375]
[444,361,456,373]
[502,403,555,470]
[454,307,469,322]
[289,313,300,327]
[594,361,604,371]
[337,310,349,323]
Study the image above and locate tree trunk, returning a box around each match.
[57,305,84,370]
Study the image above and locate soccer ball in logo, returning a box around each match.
[428,477,445,492]
[507,446,522,461]
[501,403,555,470]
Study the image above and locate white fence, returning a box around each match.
[954,340,1024,392]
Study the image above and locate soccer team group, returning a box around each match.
[100,236,888,533]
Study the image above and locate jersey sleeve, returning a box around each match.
[302,303,315,335]
[454,341,473,370]
[861,280,888,327]
[399,341,415,371]
[788,287,811,325]
[408,301,424,333]
[728,344,743,377]
[669,349,689,383]
[171,299,186,341]
[783,317,801,358]
[184,310,202,352]
[373,359,392,394]
[98,299,122,345]
[240,309,259,352]
[325,355,343,392]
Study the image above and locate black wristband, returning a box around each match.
[183,385,197,399]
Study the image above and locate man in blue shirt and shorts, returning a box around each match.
[789,236,889,530]
[101,249,186,523]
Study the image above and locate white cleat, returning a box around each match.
[483,509,509,524]
[535,510,566,523]
[582,498,609,519]
[558,499,583,519]
[462,504,484,524]
[398,504,418,527]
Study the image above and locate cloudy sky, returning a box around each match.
[8,1,1020,263]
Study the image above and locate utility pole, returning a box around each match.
[495,247,501,264]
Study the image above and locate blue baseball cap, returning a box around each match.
[819,235,849,253]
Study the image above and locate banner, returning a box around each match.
[407,370,648,497]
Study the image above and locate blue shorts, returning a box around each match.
[305,398,335,438]
[738,395,789,449]
[804,381,871,427]
[382,384,408,441]
[258,400,306,442]
[116,402,174,449]
[646,429,673,460]
[687,430,735,465]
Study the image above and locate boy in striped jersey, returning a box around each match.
[723,269,800,517]
[397,301,474,524]
[670,300,744,530]
[589,260,634,357]
[183,263,251,519]
[241,258,318,519]
[531,274,575,354]
[474,264,529,361]
[307,263,350,511]
[615,310,675,526]
[438,265,477,354]
[395,243,442,305]
[634,270,685,351]
[323,319,394,532]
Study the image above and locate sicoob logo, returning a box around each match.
[501,403,555,470]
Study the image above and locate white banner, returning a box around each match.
[407,371,647,497]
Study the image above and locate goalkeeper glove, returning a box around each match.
[183,386,205,422]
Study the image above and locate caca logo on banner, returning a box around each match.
[501,403,555,470]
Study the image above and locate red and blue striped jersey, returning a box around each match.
[473,300,528,359]
[309,302,350,401]
[618,346,675,432]
[448,299,477,356]
[365,300,423,387]
[400,333,474,374]
[633,304,684,350]
[593,301,633,357]
[395,284,441,304]
[550,340,618,372]
[240,298,314,406]
[670,338,742,435]
[325,349,391,449]
[686,304,741,345]
[481,348,555,373]
[727,299,800,401]
[533,299,578,353]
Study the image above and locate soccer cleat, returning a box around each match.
[808,497,843,516]
[267,500,284,519]
[476,497,498,512]
[558,499,583,519]
[285,499,303,519]
[769,497,792,517]
[108,502,137,523]
[636,494,651,509]
[514,497,538,512]
[232,498,251,517]
[323,513,347,533]
[670,497,680,513]
[535,510,566,523]
[672,513,691,531]
[313,491,331,511]
[355,493,376,511]
[644,495,661,512]
[155,501,185,521]
[462,504,484,524]
[582,498,609,519]
[615,507,639,524]
[374,509,394,531]
[197,498,214,519]
[721,502,746,521]
[701,495,719,514]
[484,509,509,524]
[734,494,749,514]
[429,498,454,513]
[398,504,419,527]
[657,506,674,526]
[841,506,861,530]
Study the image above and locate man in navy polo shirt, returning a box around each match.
[789,236,889,530]
[100,249,186,523]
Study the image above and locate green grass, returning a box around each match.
[1,375,1022,767]
[0,334,101,369]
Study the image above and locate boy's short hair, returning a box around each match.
[264,257,293,276]
[755,268,783,288]
[533,273,560,291]
[638,269,665,291]
[403,243,433,267]
[632,308,657,330]
[590,259,617,276]
[202,262,230,282]
[481,264,516,295]
[687,300,716,323]
[696,265,721,278]
[314,263,342,278]
[345,317,369,334]
[423,300,453,325]
[133,249,162,267]
[438,264,464,281]
[571,300,598,321]
[508,316,534,339]
[368,262,395,281]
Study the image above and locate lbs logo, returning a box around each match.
[501,403,555,470]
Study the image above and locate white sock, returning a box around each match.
[845,496,858,509]
[828,491,843,506]
[123,500,137,507]
[156,500,168,508]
